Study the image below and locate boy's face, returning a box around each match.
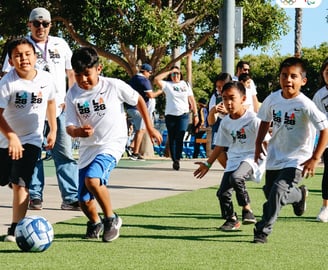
[74,66,102,90]
[9,43,36,73]
[322,65,328,85]
[222,87,246,117]
[279,65,307,99]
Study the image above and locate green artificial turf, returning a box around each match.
[0,169,327,270]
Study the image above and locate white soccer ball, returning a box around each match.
[15,215,54,252]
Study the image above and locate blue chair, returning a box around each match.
[154,130,168,157]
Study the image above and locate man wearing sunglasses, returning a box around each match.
[2,7,79,211]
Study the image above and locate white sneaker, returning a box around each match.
[4,234,16,242]
[316,206,328,222]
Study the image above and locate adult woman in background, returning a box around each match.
[154,66,198,170]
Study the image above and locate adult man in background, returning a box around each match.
[126,63,162,161]
[3,7,79,210]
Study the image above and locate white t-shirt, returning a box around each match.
[0,69,56,148]
[258,90,328,170]
[65,76,139,168]
[161,80,193,116]
[214,110,269,182]
[3,35,72,116]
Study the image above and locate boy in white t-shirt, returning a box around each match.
[0,38,57,242]
[65,47,162,242]
[194,81,269,231]
[253,57,328,244]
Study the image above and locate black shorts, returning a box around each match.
[0,144,40,187]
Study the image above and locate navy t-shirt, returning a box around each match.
[126,74,152,109]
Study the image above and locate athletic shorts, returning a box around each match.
[78,154,117,202]
[0,144,40,187]
[126,108,145,130]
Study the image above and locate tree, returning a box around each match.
[294,8,302,58]
[0,0,289,77]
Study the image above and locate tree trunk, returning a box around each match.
[294,8,302,58]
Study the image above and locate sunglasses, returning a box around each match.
[171,72,180,76]
[32,21,51,28]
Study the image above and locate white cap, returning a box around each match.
[29,7,51,21]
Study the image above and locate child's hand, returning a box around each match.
[193,162,209,179]
[149,127,162,145]
[8,133,24,160]
[301,157,320,178]
[79,125,94,137]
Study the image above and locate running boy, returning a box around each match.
[65,47,162,242]
[253,57,328,243]
[194,81,269,231]
[0,37,57,242]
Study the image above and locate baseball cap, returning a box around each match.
[29,7,51,21]
[140,63,152,72]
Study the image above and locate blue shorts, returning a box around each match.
[78,154,117,202]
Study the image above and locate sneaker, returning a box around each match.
[84,221,104,239]
[130,153,146,161]
[292,185,308,216]
[102,213,122,242]
[61,201,81,211]
[125,147,133,157]
[317,206,328,222]
[253,228,268,244]
[173,160,180,170]
[29,199,42,210]
[4,224,16,243]
[242,210,257,225]
[218,217,241,231]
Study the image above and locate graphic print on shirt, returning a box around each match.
[77,97,107,119]
[284,111,296,130]
[273,109,282,128]
[14,91,42,109]
[230,127,247,144]
[173,84,188,92]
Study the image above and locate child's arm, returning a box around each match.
[193,145,225,179]
[255,121,270,163]
[301,128,328,178]
[45,99,57,150]
[66,124,94,138]
[136,95,162,145]
[0,108,24,160]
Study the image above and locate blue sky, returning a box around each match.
[240,0,328,56]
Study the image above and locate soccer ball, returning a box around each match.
[15,216,54,252]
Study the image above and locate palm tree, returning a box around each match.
[294,8,303,58]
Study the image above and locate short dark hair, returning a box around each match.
[319,57,328,87]
[221,81,246,96]
[236,60,250,70]
[279,57,307,78]
[71,47,99,74]
[7,37,35,59]
[238,73,251,82]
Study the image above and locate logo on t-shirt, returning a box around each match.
[284,112,296,129]
[230,127,246,144]
[78,101,91,119]
[92,97,106,117]
[15,92,28,108]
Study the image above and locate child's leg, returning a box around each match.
[230,161,252,209]
[256,168,302,236]
[84,177,114,219]
[216,172,235,219]
[12,184,29,223]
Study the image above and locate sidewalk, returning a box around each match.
[0,158,223,236]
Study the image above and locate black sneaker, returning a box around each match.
[292,185,308,216]
[130,153,146,161]
[84,221,104,240]
[242,210,257,225]
[4,223,17,242]
[219,217,241,231]
[125,147,133,157]
[253,228,268,244]
[102,214,122,242]
[29,199,42,210]
[173,160,180,170]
